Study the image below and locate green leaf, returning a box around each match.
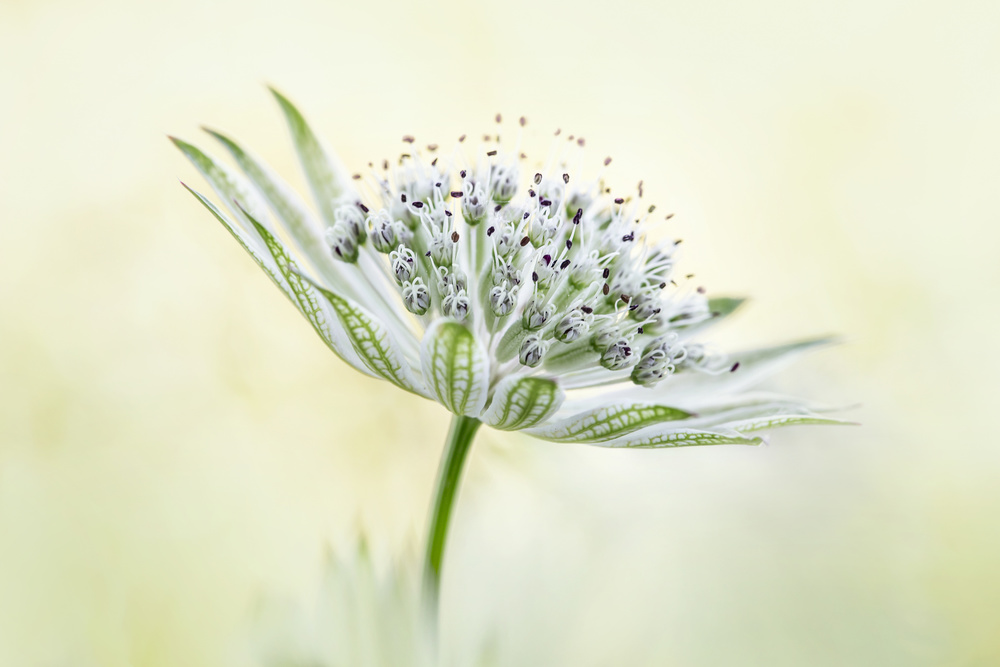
[484,377,565,431]
[270,87,352,226]
[247,216,426,396]
[420,320,489,417]
[525,403,693,443]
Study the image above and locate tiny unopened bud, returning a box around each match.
[630,292,663,322]
[367,209,397,253]
[437,266,468,294]
[555,309,590,343]
[490,162,519,203]
[493,221,519,257]
[401,278,430,315]
[442,289,470,321]
[492,260,519,287]
[522,298,552,330]
[462,180,488,225]
[334,204,367,245]
[326,222,359,263]
[489,284,515,316]
[519,335,549,367]
[389,245,417,284]
[631,338,687,387]
[528,213,559,247]
[429,233,455,267]
[591,324,619,353]
[600,338,635,371]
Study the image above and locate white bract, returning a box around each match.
[173,90,845,448]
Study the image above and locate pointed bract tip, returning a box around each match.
[200,125,227,140]
[267,84,292,105]
[167,134,191,149]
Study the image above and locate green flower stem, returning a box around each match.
[424,414,482,605]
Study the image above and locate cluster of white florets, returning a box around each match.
[323,117,726,388]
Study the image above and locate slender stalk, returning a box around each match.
[424,414,482,606]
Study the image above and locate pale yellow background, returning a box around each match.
[1,0,997,665]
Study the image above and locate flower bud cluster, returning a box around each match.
[330,133,718,387]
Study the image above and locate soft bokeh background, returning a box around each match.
[1,0,997,664]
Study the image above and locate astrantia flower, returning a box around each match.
[172,89,846,599]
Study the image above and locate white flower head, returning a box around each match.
[172,89,848,448]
